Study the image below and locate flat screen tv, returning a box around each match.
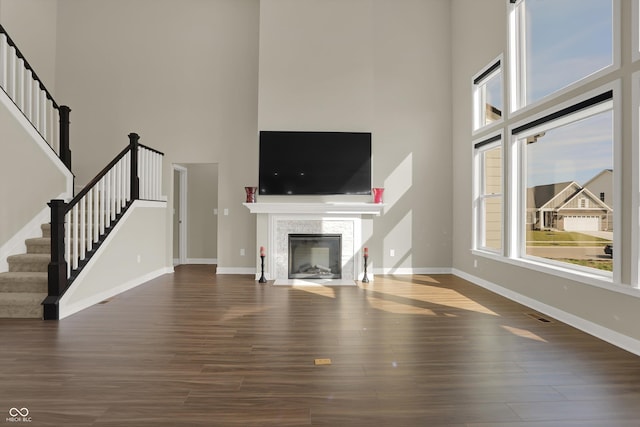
[259,131,372,195]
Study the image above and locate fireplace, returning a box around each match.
[288,234,342,279]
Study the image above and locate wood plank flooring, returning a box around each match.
[1,265,640,426]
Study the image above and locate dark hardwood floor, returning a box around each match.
[1,265,640,426]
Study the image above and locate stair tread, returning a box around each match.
[25,237,50,244]
[7,253,50,261]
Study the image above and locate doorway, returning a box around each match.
[172,163,219,266]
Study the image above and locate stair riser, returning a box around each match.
[0,303,43,318]
[8,261,49,273]
[0,282,47,293]
[26,243,50,254]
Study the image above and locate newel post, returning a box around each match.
[129,132,140,201]
[44,199,68,320]
[58,106,72,170]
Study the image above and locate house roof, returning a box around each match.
[527,181,578,209]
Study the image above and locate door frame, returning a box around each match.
[173,164,188,265]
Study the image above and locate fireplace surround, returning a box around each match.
[244,202,383,284]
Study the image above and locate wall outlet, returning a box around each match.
[473,259,478,268]
[240,248,245,256]
[137,254,141,263]
[390,249,395,257]
[223,208,229,216]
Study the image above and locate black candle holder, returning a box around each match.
[362,255,370,283]
[259,255,267,283]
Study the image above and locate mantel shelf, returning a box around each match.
[242,202,384,216]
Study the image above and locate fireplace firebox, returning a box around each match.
[288,234,342,279]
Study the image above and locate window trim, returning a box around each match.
[508,0,621,117]
[472,55,504,134]
[632,71,640,288]
[507,81,621,284]
[634,0,640,62]
[473,131,504,255]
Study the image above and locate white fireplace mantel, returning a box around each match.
[242,202,384,216]
[245,202,381,283]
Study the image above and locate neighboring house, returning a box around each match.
[527,171,613,232]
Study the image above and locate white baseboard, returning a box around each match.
[59,266,173,320]
[173,258,217,266]
[452,268,640,357]
[216,267,255,275]
[374,267,453,275]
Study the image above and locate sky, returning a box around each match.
[523,0,613,188]
[526,0,612,103]
[526,110,613,188]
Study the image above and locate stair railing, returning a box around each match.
[0,24,71,169]
[44,133,164,319]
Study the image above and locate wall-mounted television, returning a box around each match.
[259,131,372,195]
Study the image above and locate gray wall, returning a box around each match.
[54,0,260,270]
[258,0,453,271]
[451,0,640,343]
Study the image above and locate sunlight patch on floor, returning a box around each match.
[366,295,448,316]
[362,280,499,316]
[295,286,337,299]
[501,325,548,342]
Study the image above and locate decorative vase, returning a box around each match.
[372,187,384,204]
[245,186,257,203]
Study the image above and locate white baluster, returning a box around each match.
[6,46,15,100]
[17,58,25,110]
[32,79,40,131]
[105,171,111,226]
[45,99,54,146]
[99,178,106,234]
[124,151,131,201]
[80,197,86,261]
[0,34,7,89]
[52,107,60,154]
[72,204,79,270]
[93,185,100,243]
[121,157,127,206]
[86,190,93,252]
[110,169,116,221]
[37,85,45,134]
[65,211,71,278]
[115,161,121,214]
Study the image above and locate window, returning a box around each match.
[510,0,615,110]
[473,59,503,131]
[474,135,503,253]
[513,89,614,274]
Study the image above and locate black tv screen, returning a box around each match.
[259,131,371,195]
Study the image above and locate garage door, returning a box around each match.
[564,216,599,231]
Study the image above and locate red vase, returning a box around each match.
[245,186,257,203]
[372,188,384,204]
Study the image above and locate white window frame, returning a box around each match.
[632,71,640,287]
[507,81,621,288]
[634,0,640,62]
[473,131,504,255]
[472,55,504,134]
[508,0,621,116]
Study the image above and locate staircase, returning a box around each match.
[0,224,50,318]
